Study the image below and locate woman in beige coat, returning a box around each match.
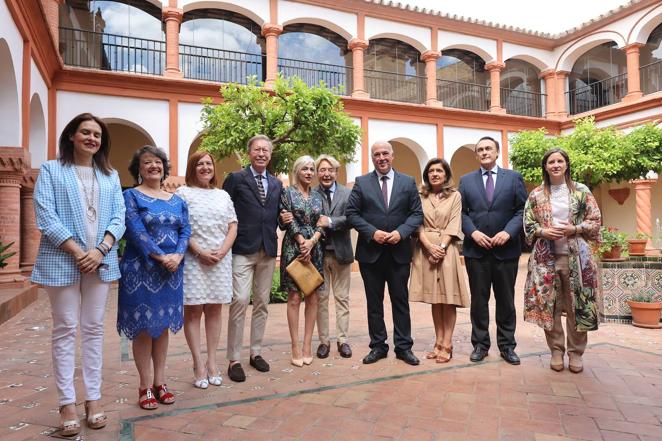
[410,158,469,363]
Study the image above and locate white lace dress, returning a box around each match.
[175,186,237,305]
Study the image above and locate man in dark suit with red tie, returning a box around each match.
[458,136,527,365]
[346,141,423,366]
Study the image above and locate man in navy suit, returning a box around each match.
[346,141,423,366]
[222,135,282,382]
[458,136,527,365]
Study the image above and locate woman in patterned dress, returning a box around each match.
[523,148,601,374]
[175,151,237,389]
[278,156,325,367]
[118,146,191,410]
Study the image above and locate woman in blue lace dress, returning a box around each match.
[118,146,191,410]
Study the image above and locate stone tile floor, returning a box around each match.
[0,256,661,440]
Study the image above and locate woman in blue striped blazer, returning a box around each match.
[32,113,125,436]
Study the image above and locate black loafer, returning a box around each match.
[249,355,270,372]
[227,363,246,382]
[337,342,352,358]
[317,343,330,359]
[500,348,521,365]
[470,347,488,362]
[362,349,387,364]
[395,350,420,366]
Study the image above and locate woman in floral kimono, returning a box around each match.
[523,148,601,374]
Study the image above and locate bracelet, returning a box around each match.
[97,242,110,253]
[95,245,108,256]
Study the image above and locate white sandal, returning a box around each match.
[207,371,223,386]
[85,401,108,430]
[193,377,209,389]
[59,405,81,437]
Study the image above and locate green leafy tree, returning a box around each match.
[199,76,361,175]
[508,128,554,183]
[621,123,662,179]
[0,241,16,269]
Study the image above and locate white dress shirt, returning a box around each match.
[480,164,499,188]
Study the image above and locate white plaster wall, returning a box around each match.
[57,91,168,153]
[0,0,24,146]
[630,3,662,44]
[443,126,500,162]
[560,105,662,135]
[30,60,49,167]
[177,102,205,175]
[180,0,269,25]
[365,17,430,53]
[438,30,496,62]
[502,43,553,71]
[345,117,362,182]
[367,119,436,171]
[279,1,356,40]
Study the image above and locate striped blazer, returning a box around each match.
[31,160,126,286]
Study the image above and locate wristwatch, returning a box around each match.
[439,243,446,250]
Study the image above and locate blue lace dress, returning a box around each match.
[117,188,191,339]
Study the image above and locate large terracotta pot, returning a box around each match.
[627,300,662,329]
[627,239,647,256]
[601,246,624,261]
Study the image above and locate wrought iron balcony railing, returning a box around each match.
[179,44,263,84]
[436,79,490,111]
[278,58,352,95]
[500,88,546,117]
[59,27,165,75]
[364,69,426,104]
[566,73,628,115]
[641,60,662,95]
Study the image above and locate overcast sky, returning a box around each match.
[401,0,632,34]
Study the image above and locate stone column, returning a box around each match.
[486,62,506,113]
[540,69,557,118]
[623,43,644,102]
[421,50,441,107]
[261,23,283,89]
[348,38,369,99]
[631,178,657,251]
[0,147,29,287]
[555,71,569,118]
[20,169,40,275]
[162,6,183,78]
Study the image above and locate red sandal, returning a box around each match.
[138,387,158,410]
[154,384,175,405]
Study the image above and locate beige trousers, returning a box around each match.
[544,255,588,357]
[317,251,351,344]
[227,250,276,361]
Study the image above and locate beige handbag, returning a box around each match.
[285,259,323,296]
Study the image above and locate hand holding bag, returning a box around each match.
[285,258,323,296]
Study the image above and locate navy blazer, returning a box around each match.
[458,167,527,260]
[346,170,423,264]
[223,166,282,257]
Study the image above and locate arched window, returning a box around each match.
[436,49,489,111]
[501,59,543,117]
[568,42,627,114]
[278,24,351,93]
[364,38,425,103]
[641,23,662,95]
[180,9,263,84]
[59,0,165,74]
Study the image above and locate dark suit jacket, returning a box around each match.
[346,170,423,265]
[223,166,282,257]
[316,183,354,265]
[458,167,527,260]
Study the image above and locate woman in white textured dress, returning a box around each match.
[176,151,237,388]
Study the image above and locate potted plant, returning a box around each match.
[0,241,16,269]
[627,232,650,256]
[627,294,662,329]
[598,227,628,261]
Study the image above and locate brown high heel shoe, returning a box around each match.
[426,343,443,359]
[436,345,453,364]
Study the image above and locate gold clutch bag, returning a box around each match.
[285,259,323,296]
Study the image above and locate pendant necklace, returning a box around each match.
[75,165,97,222]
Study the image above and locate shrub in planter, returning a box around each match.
[627,293,662,329]
[598,227,628,260]
[627,232,650,256]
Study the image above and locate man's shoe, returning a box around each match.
[470,347,488,362]
[500,348,521,365]
[337,342,352,358]
[317,343,330,359]
[362,349,387,364]
[249,355,270,372]
[227,363,246,382]
[395,350,420,366]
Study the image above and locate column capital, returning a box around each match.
[421,50,441,62]
[485,61,505,72]
[539,69,557,80]
[261,23,283,37]
[623,42,645,54]
[21,168,40,192]
[162,6,183,23]
[555,70,570,79]
[0,147,30,181]
[630,178,657,188]
[348,38,369,51]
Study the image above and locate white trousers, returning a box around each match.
[46,273,110,406]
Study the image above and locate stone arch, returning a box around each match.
[0,38,20,146]
[188,133,242,187]
[282,18,352,43]
[389,137,427,186]
[103,118,156,188]
[504,54,549,72]
[556,31,627,72]
[450,144,477,183]
[629,3,662,44]
[28,94,47,167]
[439,43,493,64]
[182,1,266,26]
[368,33,427,55]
